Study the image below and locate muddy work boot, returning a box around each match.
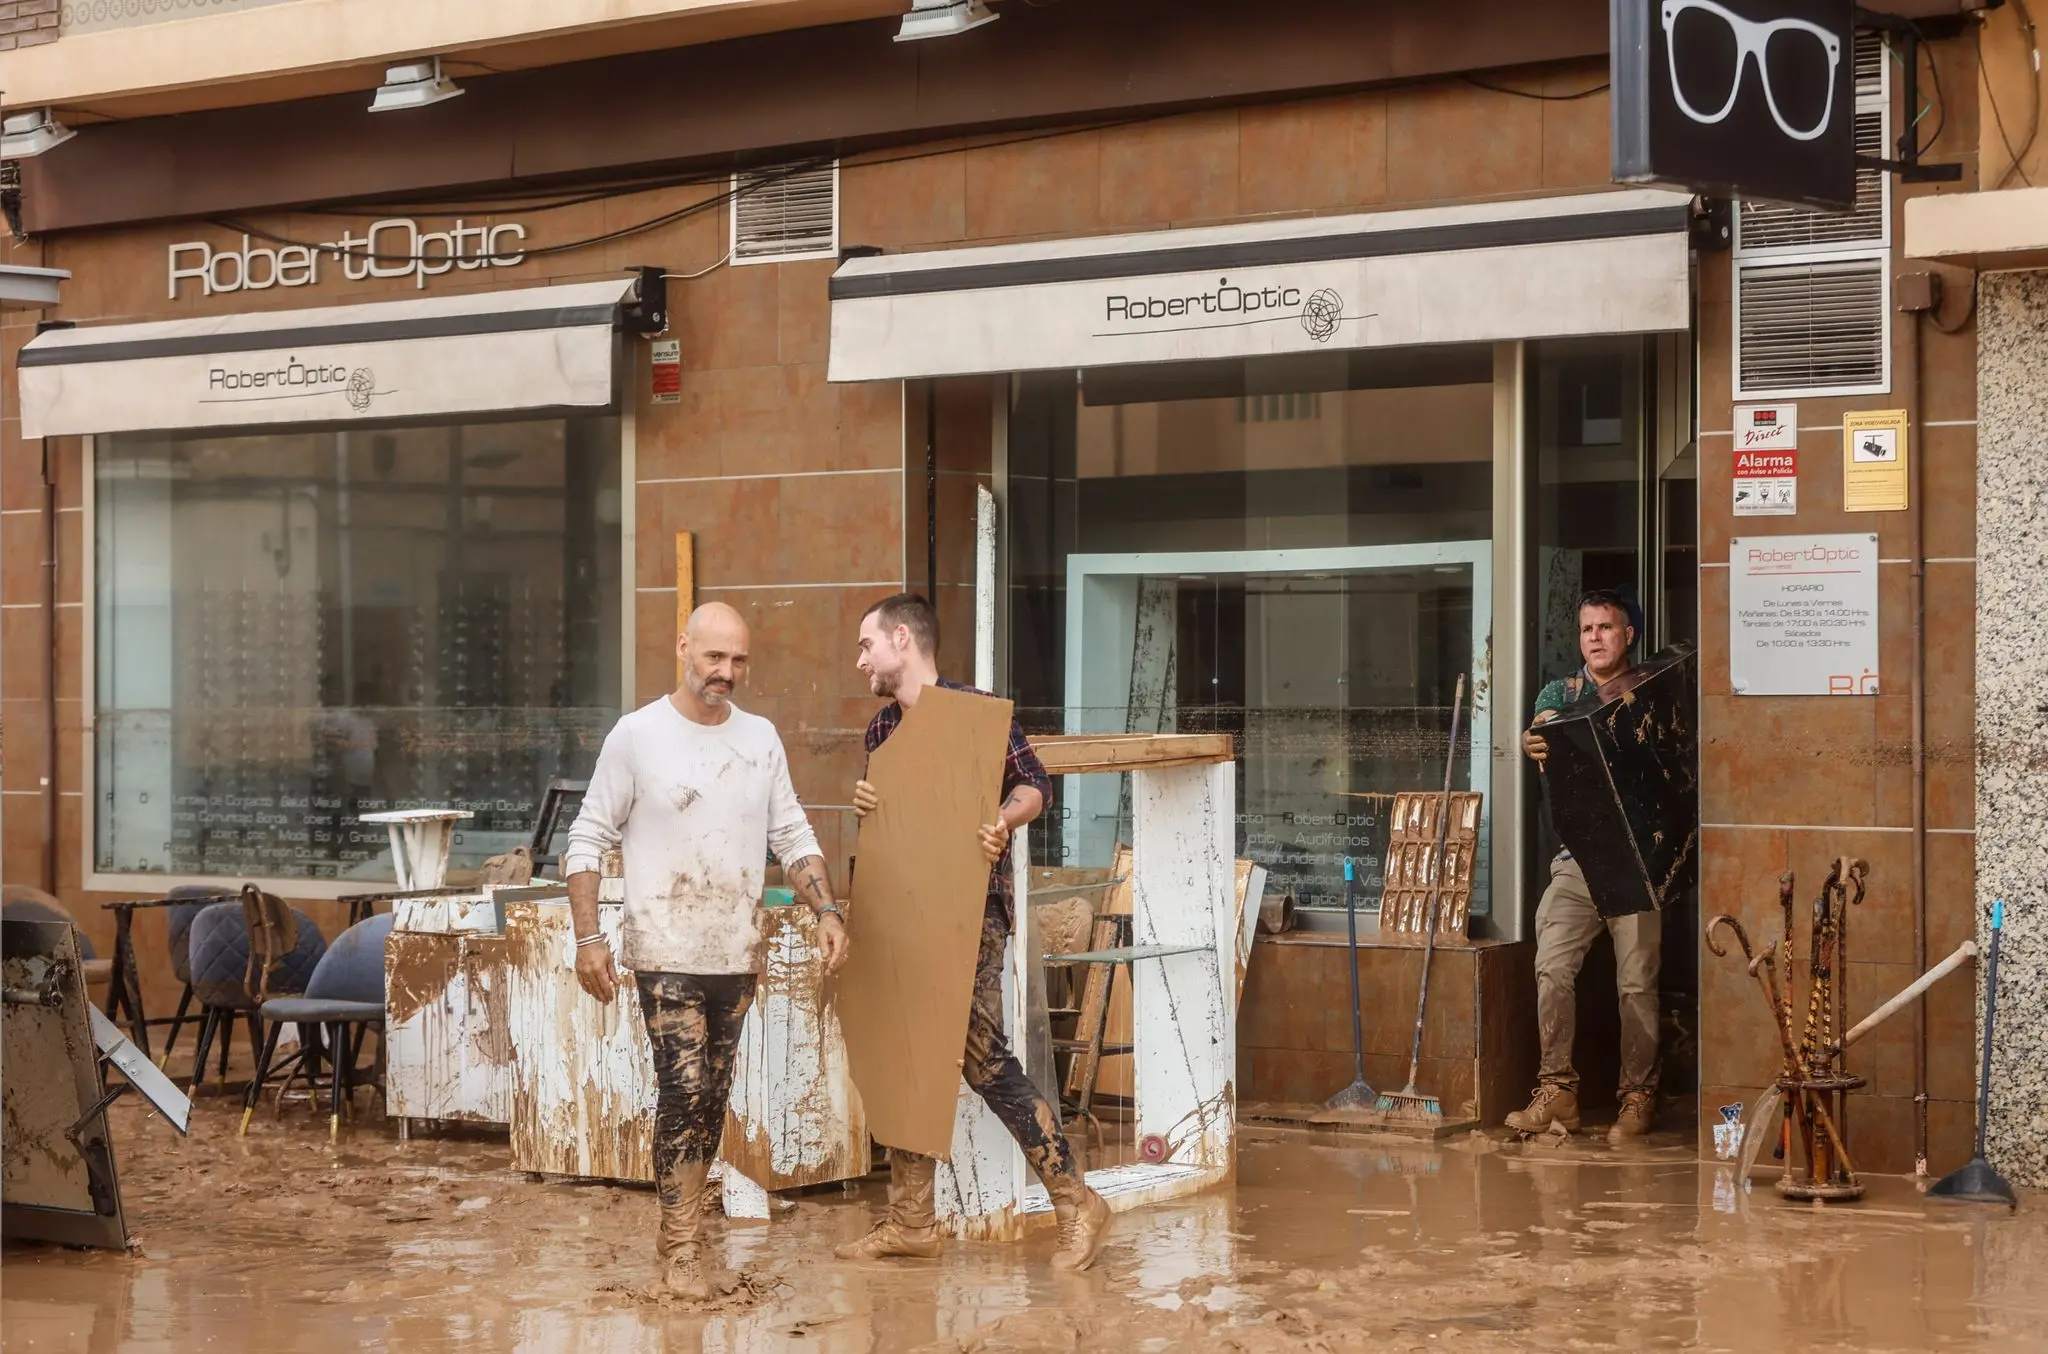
[1504,1084,1581,1135]
[835,1152,941,1260]
[1046,1171,1111,1272]
[1608,1089,1656,1144]
[653,1160,714,1302]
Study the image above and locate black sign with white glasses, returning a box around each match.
[1612,0,1857,211]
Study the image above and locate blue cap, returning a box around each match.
[1993,898,2004,930]
[1343,857,1355,882]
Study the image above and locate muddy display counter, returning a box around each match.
[384,889,529,1131]
[499,893,867,1211]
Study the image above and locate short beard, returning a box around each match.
[689,674,733,706]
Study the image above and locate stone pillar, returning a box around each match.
[1977,269,2048,1185]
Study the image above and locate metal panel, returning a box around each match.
[2,920,127,1251]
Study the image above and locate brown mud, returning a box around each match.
[6,1098,2048,1353]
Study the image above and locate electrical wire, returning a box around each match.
[1909,22,1947,160]
[1459,73,1609,101]
[1978,0,2040,189]
[208,112,1173,265]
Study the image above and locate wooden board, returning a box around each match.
[1032,732,1234,775]
[840,684,1014,1159]
[674,531,693,686]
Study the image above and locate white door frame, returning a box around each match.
[1062,540,1494,915]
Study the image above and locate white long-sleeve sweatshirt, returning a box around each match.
[562,697,822,975]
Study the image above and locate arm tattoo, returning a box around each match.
[787,855,835,912]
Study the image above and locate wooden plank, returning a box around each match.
[840,684,1014,1159]
[1032,732,1234,775]
[1069,845,1136,1103]
[674,531,694,686]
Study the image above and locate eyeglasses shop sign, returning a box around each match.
[1611,0,1857,211]
[167,217,528,300]
[1729,533,1878,696]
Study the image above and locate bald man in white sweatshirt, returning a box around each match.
[563,602,848,1302]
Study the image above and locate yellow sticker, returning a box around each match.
[1842,409,1909,513]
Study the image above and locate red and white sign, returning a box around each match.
[1733,446,1798,517]
[1735,402,1797,451]
[650,338,682,405]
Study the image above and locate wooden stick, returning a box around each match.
[1836,938,1977,1052]
[674,531,694,685]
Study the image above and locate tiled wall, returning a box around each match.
[0,65,1619,1014]
[1690,38,1983,1175]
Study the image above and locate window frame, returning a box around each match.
[79,404,638,898]
[1729,33,1894,400]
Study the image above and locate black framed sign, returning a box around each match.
[1612,0,1857,211]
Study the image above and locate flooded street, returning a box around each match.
[6,1099,2046,1353]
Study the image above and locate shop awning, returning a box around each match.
[17,277,641,439]
[827,189,1696,382]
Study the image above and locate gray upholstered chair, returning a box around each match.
[157,884,225,1066]
[185,901,325,1094]
[244,913,393,1137]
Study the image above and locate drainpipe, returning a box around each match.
[40,435,58,895]
[925,382,938,599]
[1901,288,1929,1177]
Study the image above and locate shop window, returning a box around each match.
[1010,345,1494,920]
[1732,32,1890,397]
[92,416,622,882]
[731,161,839,264]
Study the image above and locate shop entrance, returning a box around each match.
[1059,544,1491,926]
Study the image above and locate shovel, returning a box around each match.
[1928,899,2017,1208]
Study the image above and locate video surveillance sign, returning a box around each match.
[1611,0,1857,211]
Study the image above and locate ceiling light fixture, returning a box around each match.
[368,57,465,113]
[895,0,997,42]
[1,109,77,159]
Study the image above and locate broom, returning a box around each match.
[1375,672,1466,1125]
[1318,856,1379,1114]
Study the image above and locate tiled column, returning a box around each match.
[1976,269,2048,1185]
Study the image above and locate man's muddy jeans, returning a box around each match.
[1534,853,1661,1095]
[887,900,1078,1186]
[635,971,757,1205]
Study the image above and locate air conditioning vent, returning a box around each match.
[1737,109,1887,249]
[731,162,838,265]
[1736,259,1887,396]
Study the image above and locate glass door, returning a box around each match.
[1062,542,1490,924]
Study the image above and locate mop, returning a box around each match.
[1929,899,2018,1208]
[1373,672,1466,1127]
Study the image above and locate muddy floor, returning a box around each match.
[6,1095,2048,1353]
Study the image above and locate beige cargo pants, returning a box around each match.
[1534,852,1661,1094]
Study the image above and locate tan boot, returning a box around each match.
[1608,1089,1655,1144]
[654,1160,713,1302]
[1046,1172,1111,1272]
[1504,1084,1581,1134]
[834,1152,941,1260]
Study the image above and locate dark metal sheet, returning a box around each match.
[2,919,128,1251]
[1536,645,1699,919]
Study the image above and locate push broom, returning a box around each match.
[1375,672,1466,1127]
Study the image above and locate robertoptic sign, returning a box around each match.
[168,218,530,300]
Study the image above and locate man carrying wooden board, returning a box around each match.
[562,602,850,1301]
[836,592,1111,1272]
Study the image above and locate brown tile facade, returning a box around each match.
[0,59,1983,1181]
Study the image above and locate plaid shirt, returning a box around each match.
[863,678,1053,926]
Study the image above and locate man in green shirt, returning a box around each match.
[1505,588,1661,1143]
